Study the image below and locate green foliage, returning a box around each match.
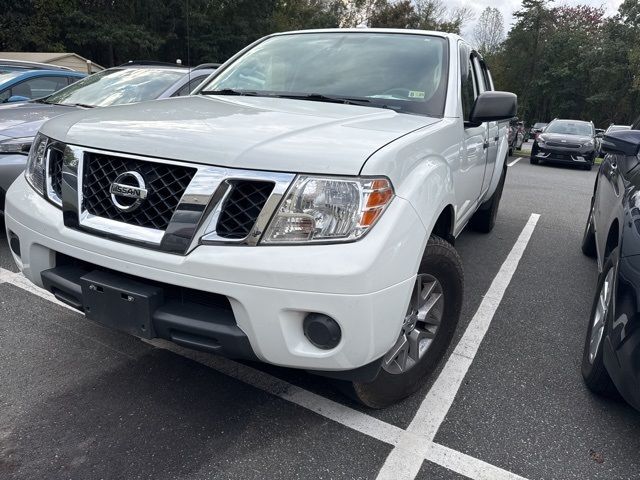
[492,0,640,127]
[0,0,472,67]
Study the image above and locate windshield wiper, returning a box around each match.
[36,100,94,108]
[68,103,95,108]
[199,88,259,96]
[274,93,371,106]
[272,93,400,111]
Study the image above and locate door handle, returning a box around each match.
[483,140,489,150]
[494,136,499,142]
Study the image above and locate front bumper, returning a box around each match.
[532,144,595,165]
[4,175,425,373]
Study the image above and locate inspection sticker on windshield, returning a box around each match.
[408,91,425,99]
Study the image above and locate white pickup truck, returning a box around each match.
[4,29,515,407]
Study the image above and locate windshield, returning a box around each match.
[44,68,185,107]
[545,121,593,136]
[201,32,449,116]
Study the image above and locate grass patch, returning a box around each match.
[513,150,530,158]
[595,157,604,165]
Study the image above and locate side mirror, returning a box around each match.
[596,132,604,138]
[601,130,640,156]
[596,128,605,134]
[7,95,30,103]
[469,91,517,125]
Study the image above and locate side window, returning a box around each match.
[480,62,493,91]
[172,75,207,97]
[472,56,486,93]
[460,48,477,121]
[0,88,10,102]
[67,76,81,86]
[17,76,69,99]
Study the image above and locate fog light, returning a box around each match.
[8,231,20,258]
[303,313,341,350]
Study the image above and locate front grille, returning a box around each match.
[547,141,581,149]
[216,181,274,239]
[82,153,196,231]
[48,145,64,199]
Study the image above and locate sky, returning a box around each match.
[455,0,625,38]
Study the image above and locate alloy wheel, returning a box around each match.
[382,274,444,375]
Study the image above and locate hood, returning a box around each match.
[39,95,441,175]
[0,101,79,139]
[539,132,593,144]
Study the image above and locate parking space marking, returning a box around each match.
[0,214,538,480]
[376,213,539,480]
[507,157,522,167]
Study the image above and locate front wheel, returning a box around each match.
[347,236,463,408]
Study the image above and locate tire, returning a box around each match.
[469,166,506,234]
[581,251,618,396]
[530,157,539,165]
[345,235,463,408]
[581,198,597,257]
[509,147,513,157]
[583,163,593,171]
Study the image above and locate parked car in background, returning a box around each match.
[581,128,640,412]
[0,70,85,103]
[530,118,597,170]
[530,122,547,139]
[3,28,516,407]
[0,59,74,73]
[0,63,217,213]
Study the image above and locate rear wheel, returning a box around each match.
[346,236,463,408]
[530,157,539,165]
[470,166,506,233]
[581,253,618,396]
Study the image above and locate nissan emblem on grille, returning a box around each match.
[109,171,148,212]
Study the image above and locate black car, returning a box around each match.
[581,127,640,410]
[530,118,597,170]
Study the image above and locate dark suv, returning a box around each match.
[530,119,597,170]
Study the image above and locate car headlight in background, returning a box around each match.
[583,140,595,148]
[536,136,546,146]
[0,136,34,154]
[24,133,48,196]
[262,175,394,244]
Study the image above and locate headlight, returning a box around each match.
[537,136,546,144]
[583,140,594,148]
[262,175,394,244]
[24,133,48,196]
[0,136,34,154]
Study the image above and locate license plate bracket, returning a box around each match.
[80,270,164,339]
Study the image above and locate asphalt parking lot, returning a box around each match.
[2,151,640,480]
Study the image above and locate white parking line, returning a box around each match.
[376,213,540,479]
[507,157,522,167]
[0,215,538,480]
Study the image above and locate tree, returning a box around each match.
[473,7,504,56]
